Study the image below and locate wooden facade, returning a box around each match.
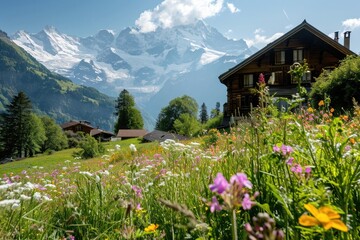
[219,20,355,119]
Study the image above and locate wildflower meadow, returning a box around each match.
[1,92,360,239]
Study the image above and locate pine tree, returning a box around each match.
[199,102,209,124]
[0,92,33,158]
[114,89,144,133]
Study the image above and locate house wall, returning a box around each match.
[224,30,350,117]
[63,124,93,134]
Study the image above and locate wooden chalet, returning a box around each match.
[90,129,115,142]
[60,120,94,135]
[219,20,356,122]
[61,120,115,142]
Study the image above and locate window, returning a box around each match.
[244,74,253,87]
[275,50,285,65]
[293,49,304,62]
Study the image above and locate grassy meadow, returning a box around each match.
[1,98,360,239]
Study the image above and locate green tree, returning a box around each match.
[40,116,68,152]
[114,89,144,133]
[156,95,198,132]
[0,91,33,158]
[199,102,209,124]
[25,113,46,157]
[310,55,360,112]
[174,113,201,137]
[210,102,221,118]
[73,134,105,159]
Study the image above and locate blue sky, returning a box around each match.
[1,0,360,53]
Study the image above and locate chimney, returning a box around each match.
[334,31,339,42]
[344,31,351,49]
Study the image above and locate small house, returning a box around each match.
[116,129,148,140]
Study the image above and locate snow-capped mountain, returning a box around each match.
[12,21,254,129]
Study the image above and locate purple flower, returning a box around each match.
[290,164,302,174]
[286,157,294,165]
[242,193,253,210]
[209,173,229,194]
[230,173,252,189]
[305,166,311,174]
[131,185,143,198]
[210,196,222,212]
[281,145,293,156]
[273,145,280,153]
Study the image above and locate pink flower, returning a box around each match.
[131,185,143,198]
[258,73,265,84]
[242,193,253,210]
[286,157,294,165]
[209,173,229,194]
[210,196,222,212]
[273,145,280,153]
[305,166,311,174]
[290,164,302,174]
[230,173,252,189]
[281,145,293,156]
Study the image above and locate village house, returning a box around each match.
[60,120,115,141]
[116,129,148,140]
[218,20,356,125]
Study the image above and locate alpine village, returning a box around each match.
[1,15,360,240]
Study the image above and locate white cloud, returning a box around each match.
[227,3,240,13]
[244,31,284,48]
[342,18,360,30]
[135,0,224,33]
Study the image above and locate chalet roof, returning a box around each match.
[143,130,188,142]
[117,129,148,138]
[60,120,94,129]
[219,20,356,82]
[90,129,115,137]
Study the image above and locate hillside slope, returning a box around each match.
[0,30,115,131]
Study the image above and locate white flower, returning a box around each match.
[115,144,121,151]
[129,144,137,152]
[99,170,110,176]
[11,203,20,210]
[95,175,101,183]
[24,182,36,190]
[33,192,42,201]
[79,171,93,177]
[0,199,20,207]
[20,194,31,201]
[42,195,52,202]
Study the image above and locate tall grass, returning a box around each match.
[1,102,360,239]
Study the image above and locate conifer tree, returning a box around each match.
[199,102,209,124]
[114,89,144,133]
[0,92,33,158]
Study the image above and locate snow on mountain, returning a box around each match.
[12,20,253,129]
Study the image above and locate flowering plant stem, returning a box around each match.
[231,209,238,240]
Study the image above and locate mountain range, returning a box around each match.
[11,21,255,129]
[0,30,115,131]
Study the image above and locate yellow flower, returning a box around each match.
[299,204,348,232]
[318,100,325,107]
[144,224,159,232]
[307,107,314,113]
